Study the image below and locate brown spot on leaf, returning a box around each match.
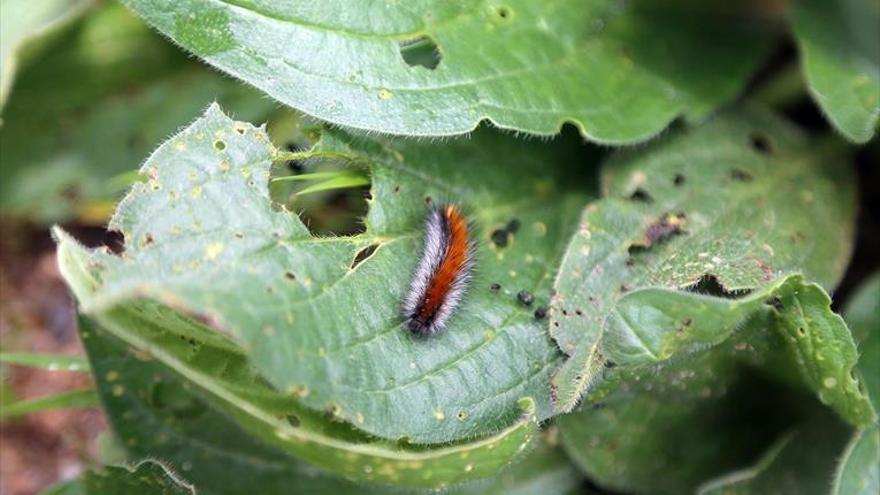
[730,169,754,182]
[641,212,687,248]
[753,258,773,281]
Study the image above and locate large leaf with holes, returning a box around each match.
[790,0,880,143]
[0,3,277,224]
[0,0,90,110]
[556,276,876,494]
[67,307,576,492]
[832,274,880,495]
[56,104,593,445]
[118,0,771,142]
[549,108,861,413]
[696,277,880,495]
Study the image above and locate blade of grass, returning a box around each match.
[0,389,98,418]
[271,170,360,183]
[0,352,90,372]
[296,175,370,195]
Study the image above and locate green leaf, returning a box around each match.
[691,275,880,495]
[0,352,90,372]
[847,273,880,410]
[0,388,98,418]
[42,460,196,495]
[119,0,771,142]
[61,238,542,490]
[697,410,853,495]
[39,479,84,495]
[448,437,584,495]
[295,173,371,196]
[830,273,880,495]
[58,103,592,444]
[843,272,880,345]
[76,315,387,494]
[0,3,278,224]
[832,424,880,495]
[0,0,90,110]
[86,461,196,495]
[548,108,860,415]
[790,0,880,143]
[558,351,805,494]
[78,308,581,494]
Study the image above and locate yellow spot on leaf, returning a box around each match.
[204,242,224,260]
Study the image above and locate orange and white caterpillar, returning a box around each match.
[402,204,476,336]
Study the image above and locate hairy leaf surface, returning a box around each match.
[549,109,862,416]
[790,0,880,143]
[119,0,770,142]
[0,3,276,224]
[56,104,593,445]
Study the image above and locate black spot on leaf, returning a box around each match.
[517,290,534,306]
[749,132,773,154]
[491,228,509,247]
[629,188,654,203]
[764,296,784,311]
[673,173,686,186]
[534,305,548,320]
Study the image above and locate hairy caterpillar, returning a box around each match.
[402,204,476,336]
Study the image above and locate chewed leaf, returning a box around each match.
[549,108,862,417]
[790,0,880,143]
[60,103,592,444]
[85,461,196,495]
[72,311,538,489]
[120,0,771,142]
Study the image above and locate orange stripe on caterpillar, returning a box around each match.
[402,204,476,336]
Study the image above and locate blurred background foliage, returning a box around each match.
[0,1,878,494]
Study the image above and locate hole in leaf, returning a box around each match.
[629,188,654,203]
[287,415,301,427]
[730,169,754,182]
[214,140,226,151]
[684,274,752,299]
[494,5,513,20]
[351,244,379,269]
[749,133,773,154]
[151,381,206,420]
[285,143,306,174]
[399,35,441,70]
[673,174,686,186]
[284,271,296,281]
